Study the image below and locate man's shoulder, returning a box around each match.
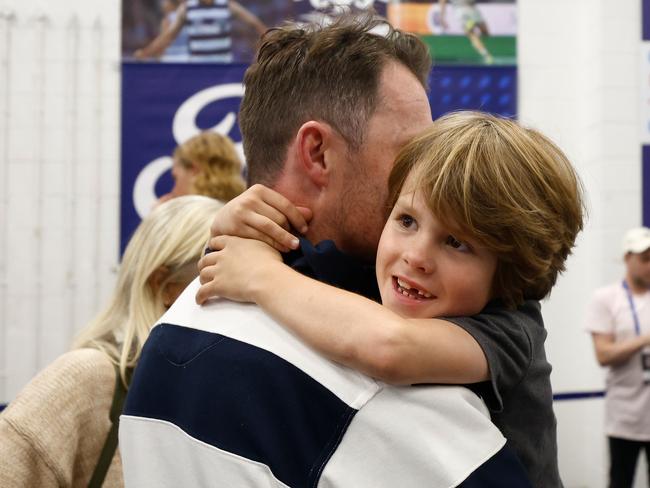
[141,277,380,409]
[593,281,623,298]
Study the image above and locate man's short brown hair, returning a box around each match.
[239,14,431,186]
[388,111,585,309]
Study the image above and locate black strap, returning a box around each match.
[87,366,129,488]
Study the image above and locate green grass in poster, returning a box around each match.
[420,35,516,65]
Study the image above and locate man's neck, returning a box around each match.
[625,275,650,295]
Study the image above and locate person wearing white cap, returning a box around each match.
[584,226,650,488]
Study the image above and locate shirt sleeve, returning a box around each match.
[447,300,541,412]
[0,416,60,487]
[0,349,116,487]
[583,287,616,335]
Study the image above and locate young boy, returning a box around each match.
[197,111,584,487]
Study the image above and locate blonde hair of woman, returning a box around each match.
[0,195,223,487]
[73,195,224,386]
[162,132,246,203]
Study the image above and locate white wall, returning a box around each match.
[0,0,121,402]
[0,0,645,487]
[519,0,645,486]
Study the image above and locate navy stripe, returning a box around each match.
[189,33,231,41]
[0,404,5,412]
[124,324,356,488]
[553,390,605,401]
[460,443,532,488]
[188,49,232,56]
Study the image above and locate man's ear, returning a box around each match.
[295,121,335,188]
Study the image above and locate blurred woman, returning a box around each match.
[0,195,223,487]
[157,131,246,205]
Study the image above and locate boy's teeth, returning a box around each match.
[396,278,432,298]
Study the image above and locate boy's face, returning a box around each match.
[375,186,497,319]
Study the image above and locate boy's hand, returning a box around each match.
[196,236,283,305]
[209,184,312,253]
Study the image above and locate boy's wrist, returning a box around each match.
[250,260,288,305]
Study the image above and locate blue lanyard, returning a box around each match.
[622,280,642,336]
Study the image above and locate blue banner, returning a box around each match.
[121,62,247,252]
[428,65,516,120]
[121,62,517,253]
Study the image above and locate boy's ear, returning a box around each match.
[295,121,334,188]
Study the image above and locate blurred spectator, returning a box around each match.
[157,131,245,205]
[585,227,650,488]
[0,196,223,487]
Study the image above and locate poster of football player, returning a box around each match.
[387,0,516,65]
[122,0,388,64]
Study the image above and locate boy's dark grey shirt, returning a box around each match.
[449,301,562,488]
[288,239,558,487]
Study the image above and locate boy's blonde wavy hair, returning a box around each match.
[72,195,223,386]
[174,131,246,201]
[388,111,585,309]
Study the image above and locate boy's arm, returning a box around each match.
[197,235,489,385]
[229,1,267,36]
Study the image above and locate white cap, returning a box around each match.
[622,227,650,255]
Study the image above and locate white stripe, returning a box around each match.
[186,8,230,22]
[189,37,232,52]
[120,415,290,488]
[319,386,506,488]
[186,23,230,37]
[156,278,380,409]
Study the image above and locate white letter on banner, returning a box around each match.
[133,156,173,219]
[133,82,245,219]
[172,83,244,145]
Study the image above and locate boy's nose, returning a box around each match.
[403,243,435,274]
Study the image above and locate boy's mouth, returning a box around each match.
[394,277,433,300]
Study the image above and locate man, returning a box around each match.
[585,227,650,488]
[120,15,531,487]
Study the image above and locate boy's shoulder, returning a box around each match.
[479,299,543,329]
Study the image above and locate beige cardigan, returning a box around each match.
[0,348,124,487]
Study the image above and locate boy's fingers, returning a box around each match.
[195,284,212,305]
[247,214,299,250]
[249,202,291,231]
[259,187,310,234]
[296,206,313,225]
[206,235,228,252]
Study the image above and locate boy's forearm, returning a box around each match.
[251,264,488,385]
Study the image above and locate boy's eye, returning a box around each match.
[446,235,469,252]
[398,214,416,229]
